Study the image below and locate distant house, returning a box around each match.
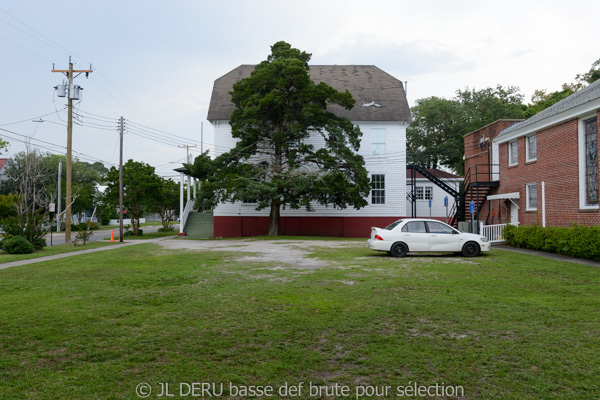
[464,79,600,228]
[405,168,462,221]
[0,158,9,193]
[206,65,411,237]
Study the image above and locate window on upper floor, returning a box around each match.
[371,128,386,156]
[509,140,518,166]
[526,183,537,211]
[371,174,385,204]
[526,134,537,162]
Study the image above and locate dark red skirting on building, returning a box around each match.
[214,216,447,238]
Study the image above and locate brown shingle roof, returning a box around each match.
[207,65,411,122]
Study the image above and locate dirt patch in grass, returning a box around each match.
[157,239,362,269]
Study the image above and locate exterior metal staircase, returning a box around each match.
[448,164,499,228]
[406,165,462,222]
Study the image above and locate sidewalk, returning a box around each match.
[0,237,172,271]
[492,243,600,268]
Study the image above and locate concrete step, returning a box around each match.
[183,212,213,238]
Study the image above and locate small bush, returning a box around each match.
[2,235,35,254]
[505,224,600,261]
[123,229,143,237]
[86,221,99,230]
[158,227,174,232]
[74,229,94,246]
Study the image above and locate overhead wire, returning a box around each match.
[0,108,67,126]
[0,126,116,166]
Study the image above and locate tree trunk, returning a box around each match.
[268,199,281,236]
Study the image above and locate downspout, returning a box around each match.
[542,181,546,227]
[179,171,184,235]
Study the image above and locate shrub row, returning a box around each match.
[504,224,600,261]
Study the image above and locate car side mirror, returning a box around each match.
[452,230,460,234]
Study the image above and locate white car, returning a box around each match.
[367,218,490,257]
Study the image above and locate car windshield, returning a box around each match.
[384,220,403,230]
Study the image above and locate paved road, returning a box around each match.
[44,224,179,246]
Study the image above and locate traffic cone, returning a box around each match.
[110,230,114,242]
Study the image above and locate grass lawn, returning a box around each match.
[104,231,179,241]
[0,241,120,264]
[0,241,598,399]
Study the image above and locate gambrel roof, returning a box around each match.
[207,65,411,123]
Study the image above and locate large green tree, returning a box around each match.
[153,177,179,230]
[407,85,525,174]
[106,160,161,235]
[192,41,370,235]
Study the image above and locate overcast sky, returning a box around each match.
[1,0,598,180]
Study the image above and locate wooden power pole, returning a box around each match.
[119,116,124,243]
[52,57,92,243]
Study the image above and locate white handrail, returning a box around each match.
[480,222,507,243]
[180,197,194,232]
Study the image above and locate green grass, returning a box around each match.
[0,241,119,264]
[0,242,599,399]
[104,231,179,241]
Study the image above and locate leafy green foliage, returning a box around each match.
[2,235,35,254]
[154,177,179,229]
[106,160,161,236]
[524,88,575,118]
[0,194,17,219]
[191,41,370,235]
[407,85,525,174]
[74,229,93,246]
[504,224,600,261]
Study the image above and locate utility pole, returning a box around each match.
[119,116,124,243]
[57,160,62,232]
[52,57,92,243]
[179,144,197,163]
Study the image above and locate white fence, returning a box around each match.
[480,222,507,243]
[108,218,146,226]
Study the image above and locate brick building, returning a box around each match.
[463,79,600,227]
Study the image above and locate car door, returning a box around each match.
[426,221,461,251]
[400,221,429,251]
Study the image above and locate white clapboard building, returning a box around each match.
[207,65,411,237]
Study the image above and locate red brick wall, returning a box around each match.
[464,120,523,224]
[495,111,600,227]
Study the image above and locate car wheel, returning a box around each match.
[462,242,480,257]
[390,242,408,258]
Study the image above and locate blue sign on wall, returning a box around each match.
[428,199,432,208]
[469,201,475,214]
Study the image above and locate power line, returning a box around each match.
[0,108,67,126]
[0,126,116,166]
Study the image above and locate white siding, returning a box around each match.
[405,178,462,219]
[212,121,407,217]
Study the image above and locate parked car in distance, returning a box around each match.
[367,218,490,257]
